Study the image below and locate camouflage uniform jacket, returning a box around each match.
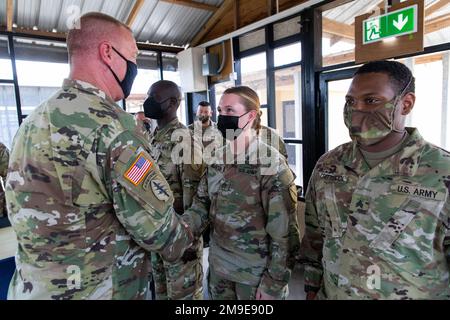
[302,128,450,299]
[259,125,288,160]
[5,79,193,300]
[0,142,9,217]
[183,137,301,298]
[149,118,203,214]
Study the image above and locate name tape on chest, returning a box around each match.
[124,152,154,186]
[393,184,446,201]
[319,171,348,183]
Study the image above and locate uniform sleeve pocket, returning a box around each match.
[323,185,344,238]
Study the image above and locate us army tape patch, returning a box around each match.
[124,152,153,186]
[393,184,446,201]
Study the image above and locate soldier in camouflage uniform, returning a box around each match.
[5,13,193,300]
[0,142,9,218]
[183,86,300,300]
[302,60,450,300]
[188,101,220,150]
[144,80,204,300]
[260,124,288,160]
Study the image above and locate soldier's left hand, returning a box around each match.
[256,288,276,300]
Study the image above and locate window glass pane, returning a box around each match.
[239,29,265,52]
[400,53,450,150]
[214,80,235,106]
[162,53,186,125]
[260,107,269,127]
[274,16,301,41]
[16,60,68,116]
[424,2,450,47]
[163,53,180,84]
[275,65,302,139]
[326,78,353,151]
[126,51,161,114]
[0,36,13,80]
[286,143,303,188]
[127,68,161,114]
[241,52,267,105]
[0,84,19,149]
[274,42,301,67]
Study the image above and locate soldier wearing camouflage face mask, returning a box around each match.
[301,60,450,300]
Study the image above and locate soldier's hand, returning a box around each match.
[181,247,197,263]
[306,291,317,300]
[256,288,276,300]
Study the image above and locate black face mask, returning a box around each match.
[217,111,251,140]
[107,47,138,99]
[143,96,172,120]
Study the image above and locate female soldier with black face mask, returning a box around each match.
[182,86,300,300]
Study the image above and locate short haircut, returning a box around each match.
[355,60,415,96]
[198,101,211,108]
[67,12,131,58]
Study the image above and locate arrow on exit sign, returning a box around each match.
[363,4,418,44]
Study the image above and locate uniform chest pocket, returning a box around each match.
[369,198,445,252]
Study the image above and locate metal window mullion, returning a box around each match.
[7,35,23,126]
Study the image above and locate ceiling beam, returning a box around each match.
[0,27,184,53]
[7,0,14,32]
[425,13,450,34]
[425,0,450,18]
[267,0,276,16]
[160,0,219,12]
[234,0,240,30]
[126,0,145,27]
[191,0,234,47]
[322,17,354,40]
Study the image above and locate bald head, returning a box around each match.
[149,80,182,101]
[67,12,139,102]
[67,12,132,59]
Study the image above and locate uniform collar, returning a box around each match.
[344,128,426,177]
[62,79,117,105]
[153,118,180,140]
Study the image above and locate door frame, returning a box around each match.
[319,67,359,152]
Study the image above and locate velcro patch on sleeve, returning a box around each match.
[124,152,153,186]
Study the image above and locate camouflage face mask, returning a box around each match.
[344,97,401,147]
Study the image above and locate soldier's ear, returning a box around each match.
[99,42,113,66]
[400,92,415,116]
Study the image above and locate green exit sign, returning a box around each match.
[363,4,418,44]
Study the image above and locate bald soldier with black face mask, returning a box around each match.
[144,80,205,300]
[5,13,194,300]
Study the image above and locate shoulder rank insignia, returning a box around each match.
[151,180,171,201]
[124,152,153,186]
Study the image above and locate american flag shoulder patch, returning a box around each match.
[124,152,153,186]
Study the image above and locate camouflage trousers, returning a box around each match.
[207,267,258,300]
[151,238,204,300]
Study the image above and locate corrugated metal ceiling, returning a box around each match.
[0,0,224,47]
